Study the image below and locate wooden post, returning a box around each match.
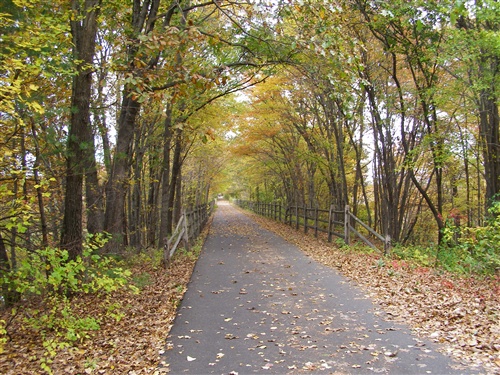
[295,206,299,230]
[328,204,333,242]
[344,205,350,246]
[304,206,308,234]
[163,237,170,269]
[314,207,318,237]
[183,213,190,251]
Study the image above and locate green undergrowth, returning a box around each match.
[331,220,499,277]
[394,204,500,276]
[175,237,204,261]
[0,231,208,373]
[0,234,138,373]
[352,240,499,277]
[0,210,210,374]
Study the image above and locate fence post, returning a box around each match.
[344,205,350,246]
[183,213,190,251]
[314,207,319,238]
[328,205,333,242]
[163,237,171,268]
[295,206,299,230]
[304,206,308,234]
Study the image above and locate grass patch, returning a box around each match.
[132,272,153,290]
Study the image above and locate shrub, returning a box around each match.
[1,233,136,373]
[442,202,500,275]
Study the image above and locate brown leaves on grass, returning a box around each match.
[246,210,500,374]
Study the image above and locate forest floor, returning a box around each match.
[1,205,499,374]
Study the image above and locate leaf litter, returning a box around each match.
[0,221,214,375]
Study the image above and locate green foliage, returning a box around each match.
[0,319,6,354]
[392,244,435,267]
[441,202,500,275]
[1,233,135,373]
[392,203,500,275]
[23,295,100,343]
[175,240,203,262]
[7,234,132,297]
[105,301,125,322]
[132,272,152,290]
[126,247,164,270]
[343,241,377,254]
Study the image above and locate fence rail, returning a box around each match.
[163,200,215,266]
[235,200,391,254]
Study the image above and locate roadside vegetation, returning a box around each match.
[0,233,208,374]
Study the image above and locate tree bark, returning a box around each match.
[104,94,140,251]
[479,90,500,206]
[167,129,184,235]
[129,130,143,249]
[0,232,19,306]
[103,0,164,251]
[159,105,173,247]
[61,0,101,259]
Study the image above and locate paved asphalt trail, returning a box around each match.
[162,202,473,374]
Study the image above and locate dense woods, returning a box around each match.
[0,0,290,263]
[230,0,500,256]
[0,0,499,372]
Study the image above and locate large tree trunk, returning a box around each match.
[0,232,19,306]
[479,90,500,206]
[159,105,173,247]
[61,0,100,260]
[103,0,164,251]
[129,132,143,249]
[104,94,140,251]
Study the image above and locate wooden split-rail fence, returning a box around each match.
[163,200,215,266]
[234,200,391,254]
